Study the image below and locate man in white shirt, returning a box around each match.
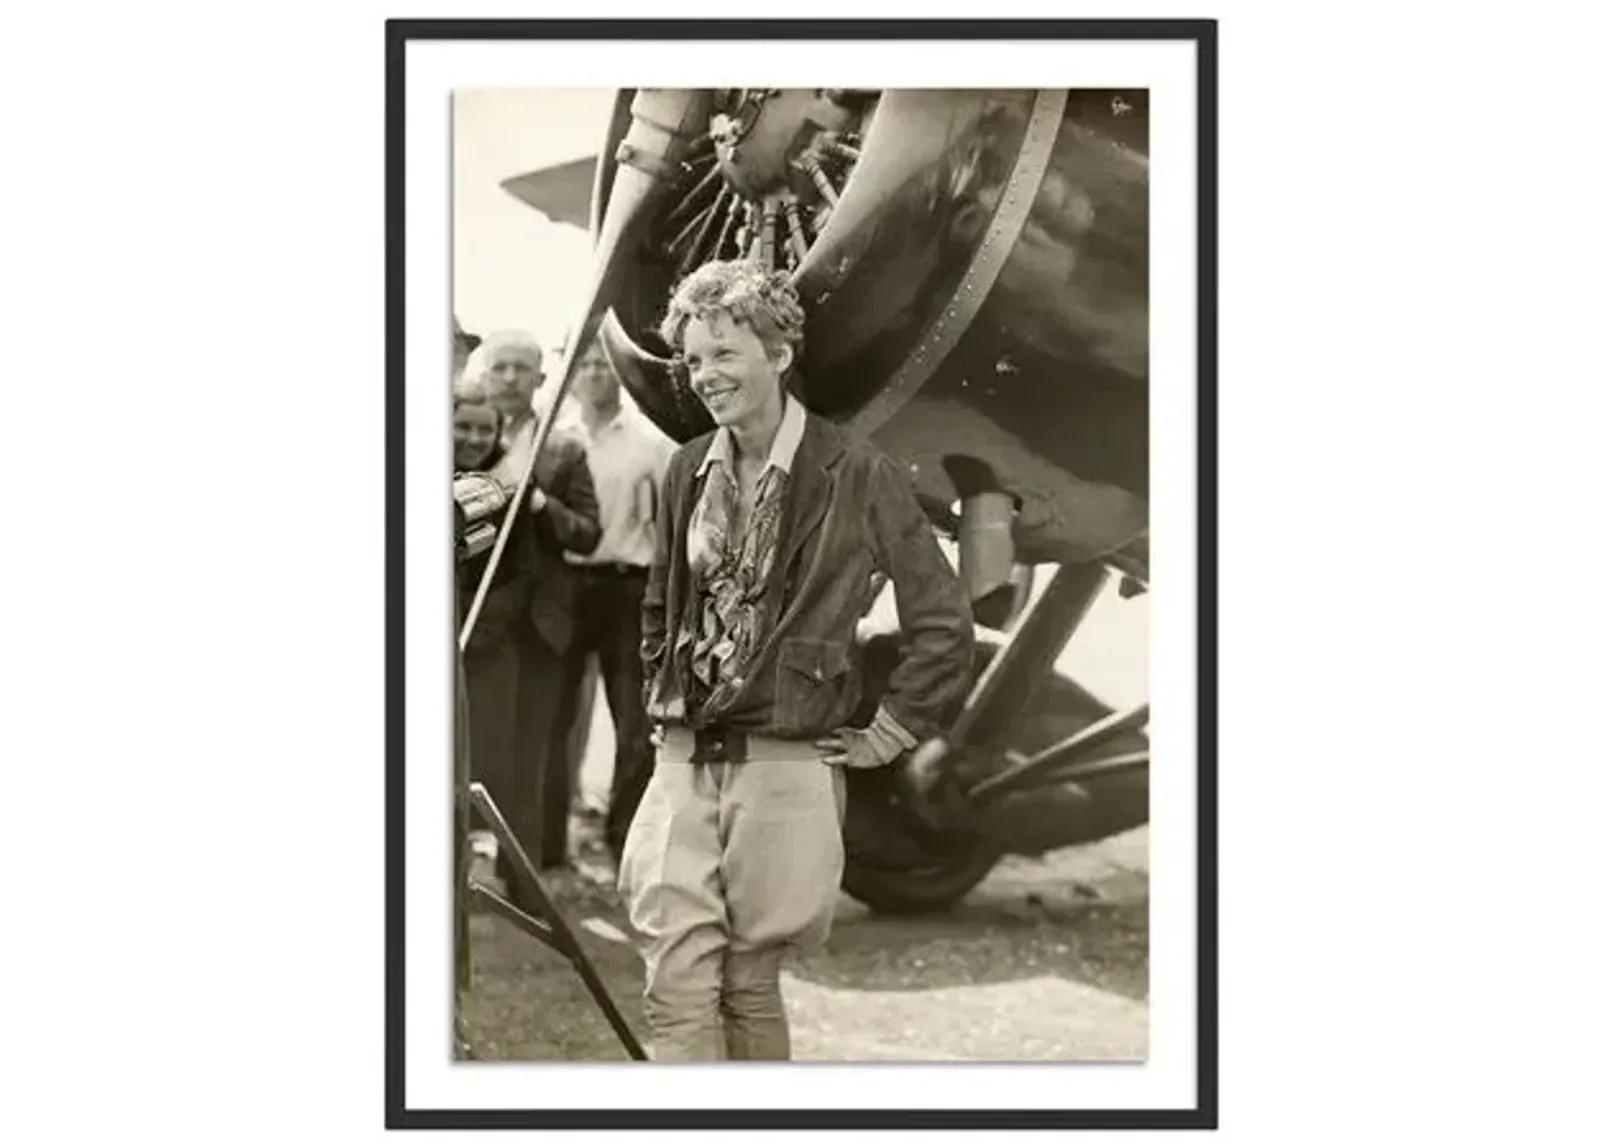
[552,342,677,879]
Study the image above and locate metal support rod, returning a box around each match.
[469,882,558,947]
[797,154,840,205]
[679,184,731,273]
[712,193,743,260]
[468,783,648,1060]
[969,703,1150,803]
[661,163,722,229]
[988,749,1151,800]
[760,198,778,273]
[783,195,808,260]
[948,560,1111,747]
[739,202,760,261]
[666,201,714,256]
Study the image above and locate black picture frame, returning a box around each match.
[388,17,1217,1130]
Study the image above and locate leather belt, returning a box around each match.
[659,724,822,765]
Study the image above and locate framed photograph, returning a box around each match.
[390,17,1216,1130]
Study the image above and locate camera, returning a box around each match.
[453,472,510,562]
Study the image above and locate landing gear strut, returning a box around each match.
[840,554,1150,915]
[452,655,646,1061]
[462,783,648,1061]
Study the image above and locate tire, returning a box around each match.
[839,766,1003,915]
[835,632,1146,913]
[842,847,1002,915]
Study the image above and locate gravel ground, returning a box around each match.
[458,832,1148,1062]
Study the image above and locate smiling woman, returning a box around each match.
[615,257,977,1062]
[663,262,804,431]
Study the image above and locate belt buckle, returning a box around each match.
[694,726,741,765]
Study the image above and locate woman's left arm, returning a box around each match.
[530,438,602,556]
[865,454,976,743]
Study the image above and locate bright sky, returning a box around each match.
[452,88,615,347]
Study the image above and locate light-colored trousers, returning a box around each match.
[617,726,847,1061]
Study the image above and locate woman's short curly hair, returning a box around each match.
[657,259,806,366]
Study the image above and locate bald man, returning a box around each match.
[476,329,603,885]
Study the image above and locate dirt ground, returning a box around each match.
[458,829,1149,1062]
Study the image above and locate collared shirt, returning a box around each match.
[695,394,808,482]
[673,396,809,722]
[490,411,539,488]
[565,402,677,569]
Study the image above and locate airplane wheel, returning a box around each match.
[840,767,1002,915]
[843,848,1002,916]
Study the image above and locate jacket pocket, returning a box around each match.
[773,638,856,735]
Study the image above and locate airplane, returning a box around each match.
[466,87,1151,919]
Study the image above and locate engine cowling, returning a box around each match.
[590,87,1150,569]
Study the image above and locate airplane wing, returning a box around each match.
[499,155,600,230]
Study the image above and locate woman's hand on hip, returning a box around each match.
[816,726,902,769]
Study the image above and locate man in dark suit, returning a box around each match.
[479,329,602,885]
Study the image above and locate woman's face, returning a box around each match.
[453,402,500,469]
[682,312,791,429]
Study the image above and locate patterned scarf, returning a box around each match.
[678,457,790,720]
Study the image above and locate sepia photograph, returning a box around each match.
[19,8,1587,1141]
[393,18,1214,1129]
